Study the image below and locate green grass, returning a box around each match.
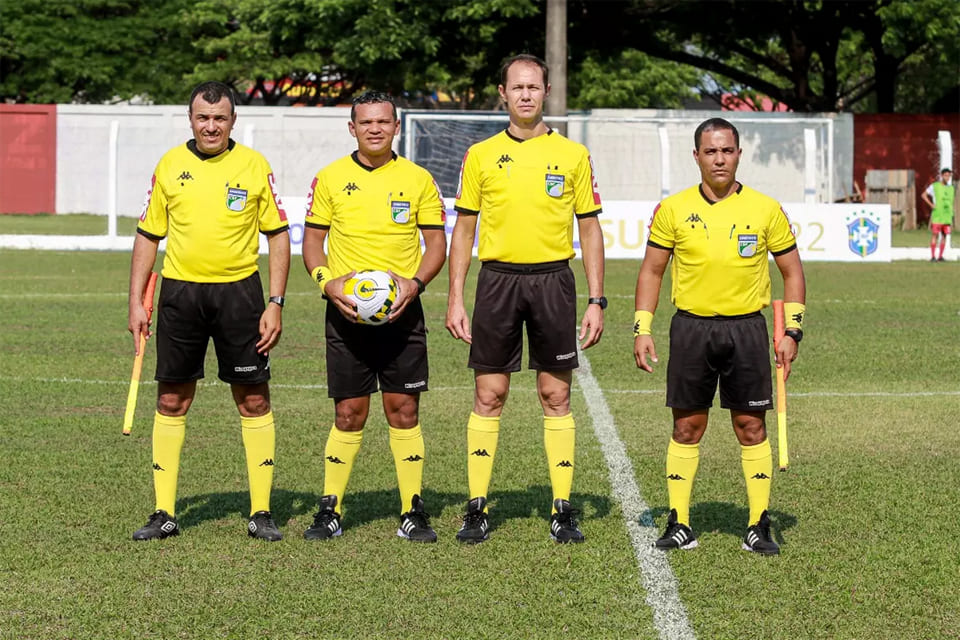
[1,249,959,639]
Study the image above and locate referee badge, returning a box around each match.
[391,200,411,223]
[738,234,758,257]
[226,187,248,212]
[545,173,565,197]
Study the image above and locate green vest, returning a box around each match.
[931,182,954,225]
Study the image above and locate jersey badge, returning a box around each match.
[391,200,411,223]
[226,187,248,212]
[545,173,565,197]
[737,234,758,257]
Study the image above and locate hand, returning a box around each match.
[386,270,417,322]
[325,270,359,322]
[128,302,151,355]
[579,304,604,349]
[775,335,799,382]
[257,303,282,354]
[445,300,472,344]
[634,335,658,372]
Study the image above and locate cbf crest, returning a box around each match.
[391,200,411,224]
[226,186,248,212]
[846,211,881,257]
[545,173,565,198]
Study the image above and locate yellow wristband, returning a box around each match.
[633,310,654,336]
[311,266,333,294]
[783,302,805,330]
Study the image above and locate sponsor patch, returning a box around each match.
[545,173,565,197]
[392,200,411,223]
[738,234,758,257]
[226,187,248,212]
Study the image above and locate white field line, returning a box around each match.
[4,376,957,399]
[574,348,696,640]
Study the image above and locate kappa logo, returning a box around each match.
[177,171,193,181]
[497,154,514,165]
[791,311,804,325]
[402,455,424,462]
[342,182,360,192]
[259,458,275,467]
[685,213,703,224]
[751,472,771,480]
[470,448,491,457]
[326,455,346,464]
[556,460,573,468]
[667,473,685,480]
[152,463,165,471]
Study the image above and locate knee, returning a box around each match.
[474,388,507,416]
[334,405,367,432]
[238,394,270,418]
[385,396,419,429]
[156,394,190,416]
[733,415,766,445]
[538,388,571,415]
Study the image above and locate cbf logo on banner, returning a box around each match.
[845,211,881,258]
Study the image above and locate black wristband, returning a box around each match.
[784,328,803,344]
[412,277,426,295]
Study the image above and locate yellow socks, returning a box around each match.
[323,425,363,511]
[741,439,773,525]
[666,439,700,526]
[466,412,500,507]
[241,413,276,516]
[389,424,425,513]
[152,412,186,516]
[543,414,576,513]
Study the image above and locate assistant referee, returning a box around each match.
[446,54,606,544]
[128,81,291,542]
[634,117,807,556]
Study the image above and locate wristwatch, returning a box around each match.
[588,296,608,310]
[783,328,803,344]
[268,296,285,308]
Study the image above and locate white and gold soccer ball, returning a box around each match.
[342,270,397,326]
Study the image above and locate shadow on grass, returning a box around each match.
[173,485,612,535]
[641,501,798,547]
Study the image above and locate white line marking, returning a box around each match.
[574,348,696,640]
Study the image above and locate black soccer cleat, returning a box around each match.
[248,510,282,541]
[397,494,438,543]
[550,498,585,543]
[456,496,490,544]
[304,495,343,540]
[742,510,780,555]
[654,508,699,550]
[133,509,180,541]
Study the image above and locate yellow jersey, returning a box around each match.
[455,129,602,263]
[138,140,288,283]
[305,152,445,278]
[647,184,797,316]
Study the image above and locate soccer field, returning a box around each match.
[1,246,958,639]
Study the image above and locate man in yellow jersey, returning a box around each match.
[128,81,290,542]
[634,117,806,555]
[301,91,447,543]
[446,54,606,544]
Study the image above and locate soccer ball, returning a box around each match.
[342,270,397,326]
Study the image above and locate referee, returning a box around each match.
[634,117,807,555]
[301,91,447,543]
[446,54,606,544]
[128,81,291,542]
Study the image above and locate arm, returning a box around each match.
[302,225,357,322]
[773,248,806,382]
[633,245,671,372]
[444,213,479,343]
[577,215,605,349]
[257,230,291,354]
[921,184,935,210]
[389,227,447,320]
[128,233,160,354]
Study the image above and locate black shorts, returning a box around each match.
[325,297,428,399]
[468,261,578,373]
[666,310,772,411]
[155,274,270,385]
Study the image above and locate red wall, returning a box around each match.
[854,114,960,226]
[0,104,57,214]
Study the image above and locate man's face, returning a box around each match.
[498,61,549,125]
[349,101,398,158]
[694,128,741,191]
[189,95,235,155]
[941,171,952,184]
